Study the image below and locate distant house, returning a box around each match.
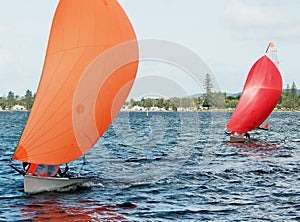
[150,106,166,112]
[11,105,26,111]
[177,107,197,112]
[132,106,146,111]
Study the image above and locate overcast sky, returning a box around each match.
[0,0,299,97]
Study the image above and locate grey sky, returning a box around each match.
[0,0,299,97]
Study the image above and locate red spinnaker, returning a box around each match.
[226,55,282,133]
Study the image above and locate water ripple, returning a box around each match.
[0,111,299,221]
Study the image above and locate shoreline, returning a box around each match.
[1,109,299,113]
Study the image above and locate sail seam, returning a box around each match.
[22,48,89,147]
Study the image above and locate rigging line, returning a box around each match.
[265,42,271,53]
[77,154,87,177]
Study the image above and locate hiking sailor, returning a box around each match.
[23,163,69,177]
[231,131,250,139]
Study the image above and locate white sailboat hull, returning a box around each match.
[24,175,91,194]
[230,136,258,143]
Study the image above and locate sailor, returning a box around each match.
[24,163,69,177]
[231,131,243,137]
[22,162,30,172]
[58,164,69,177]
[244,132,250,139]
[232,131,250,139]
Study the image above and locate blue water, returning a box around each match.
[0,111,299,221]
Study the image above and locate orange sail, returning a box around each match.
[12,0,139,164]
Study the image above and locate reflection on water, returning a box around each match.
[225,140,283,163]
[18,198,136,221]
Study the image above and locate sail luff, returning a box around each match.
[259,41,280,130]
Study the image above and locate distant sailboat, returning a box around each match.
[11,0,138,194]
[226,42,282,142]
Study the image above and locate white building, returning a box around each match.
[11,105,26,110]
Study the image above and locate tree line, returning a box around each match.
[276,82,299,110]
[0,90,35,110]
[0,81,299,111]
[225,82,300,110]
[126,82,299,111]
[127,76,300,111]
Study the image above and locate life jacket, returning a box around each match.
[26,164,60,177]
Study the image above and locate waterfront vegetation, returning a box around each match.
[1,82,299,111]
[0,90,34,110]
[126,82,300,112]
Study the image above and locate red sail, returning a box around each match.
[226,55,282,132]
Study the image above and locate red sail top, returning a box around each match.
[226,55,282,132]
[12,0,138,164]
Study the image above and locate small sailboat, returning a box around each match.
[10,0,138,194]
[226,42,282,142]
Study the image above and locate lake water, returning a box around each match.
[0,111,299,221]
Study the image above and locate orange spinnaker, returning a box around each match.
[226,55,282,133]
[13,0,139,164]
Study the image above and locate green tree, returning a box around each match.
[0,96,7,110]
[192,97,199,110]
[179,98,194,108]
[143,98,153,108]
[128,99,135,108]
[226,99,238,109]
[155,98,164,108]
[7,91,15,109]
[281,96,295,110]
[290,82,297,101]
[210,92,226,109]
[163,99,172,110]
[170,97,180,108]
[204,73,213,94]
[285,84,290,97]
[197,97,203,108]
[203,73,213,109]
[25,89,34,110]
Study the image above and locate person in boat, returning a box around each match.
[23,162,69,177]
[244,132,250,139]
[231,131,250,139]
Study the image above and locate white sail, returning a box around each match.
[266,41,280,68]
